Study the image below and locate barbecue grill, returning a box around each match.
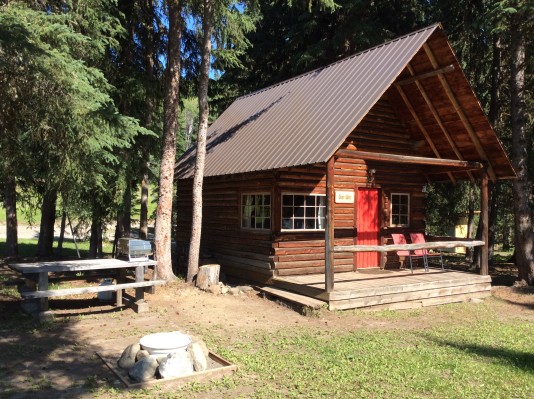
[117,238,153,262]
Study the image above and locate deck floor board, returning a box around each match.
[272,269,491,310]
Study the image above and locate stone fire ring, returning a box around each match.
[96,350,237,388]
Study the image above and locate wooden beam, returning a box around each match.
[21,280,166,299]
[422,44,497,181]
[480,172,489,275]
[395,64,455,86]
[405,64,475,183]
[325,157,335,293]
[395,85,456,183]
[336,149,484,170]
[333,240,485,253]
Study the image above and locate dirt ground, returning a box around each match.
[0,264,533,399]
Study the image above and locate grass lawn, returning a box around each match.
[0,256,532,398]
[0,238,114,258]
[88,300,533,399]
[206,322,533,399]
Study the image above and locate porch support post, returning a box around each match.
[325,157,335,293]
[480,171,489,275]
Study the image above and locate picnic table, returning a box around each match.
[9,258,165,321]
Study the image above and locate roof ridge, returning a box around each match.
[236,23,442,101]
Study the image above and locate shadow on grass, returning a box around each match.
[424,335,534,373]
[495,286,534,311]
[49,297,128,318]
[0,264,126,398]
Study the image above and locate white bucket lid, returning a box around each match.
[140,331,191,351]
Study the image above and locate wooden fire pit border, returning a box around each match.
[96,350,237,389]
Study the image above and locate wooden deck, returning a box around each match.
[272,269,491,311]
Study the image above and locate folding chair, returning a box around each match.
[410,233,444,270]
[391,233,427,273]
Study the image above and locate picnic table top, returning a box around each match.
[9,258,157,274]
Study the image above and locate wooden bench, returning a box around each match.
[9,258,164,320]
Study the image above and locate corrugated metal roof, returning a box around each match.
[175,24,442,179]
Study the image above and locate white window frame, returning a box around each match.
[390,192,410,227]
[281,193,326,232]
[241,193,271,230]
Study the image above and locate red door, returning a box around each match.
[356,188,380,268]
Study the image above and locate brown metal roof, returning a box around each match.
[175,24,514,180]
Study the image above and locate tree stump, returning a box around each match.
[196,264,220,290]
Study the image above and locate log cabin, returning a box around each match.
[174,24,515,310]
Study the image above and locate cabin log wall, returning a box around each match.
[176,172,276,283]
[176,95,431,282]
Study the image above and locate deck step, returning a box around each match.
[260,286,326,310]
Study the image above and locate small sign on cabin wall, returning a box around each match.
[335,190,355,204]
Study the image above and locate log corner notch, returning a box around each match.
[325,157,335,293]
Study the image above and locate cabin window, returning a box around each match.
[282,194,326,230]
[241,194,271,230]
[390,193,410,227]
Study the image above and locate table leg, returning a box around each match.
[115,269,126,307]
[135,266,145,302]
[38,272,49,312]
[133,265,149,313]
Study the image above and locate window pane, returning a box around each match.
[282,207,293,218]
[295,206,304,217]
[317,216,325,229]
[282,218,292,229]
[294,195,305,207]
[242,194,271,229]
[305,207,315,217]
[317,196,325,207]
[282,195,293,206]
[294,219,304,229]
[305,219,315,229]
[264,218,270,229]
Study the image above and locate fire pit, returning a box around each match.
[97,332,236,388]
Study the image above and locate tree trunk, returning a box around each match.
[118,182,132,238]
[486,33,503,269]
[187,0,212,283]
[89,214,103,259]
[154,0,182,281]
[465,183,476,262]
[36,190,57,257]
[4,177,18,257]
[510,14,534,285]
[56,210,67,256]
[140,165,150,240]
[487,181,500,268]
[140,0,156,241]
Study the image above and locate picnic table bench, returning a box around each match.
[9,258,165,321]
